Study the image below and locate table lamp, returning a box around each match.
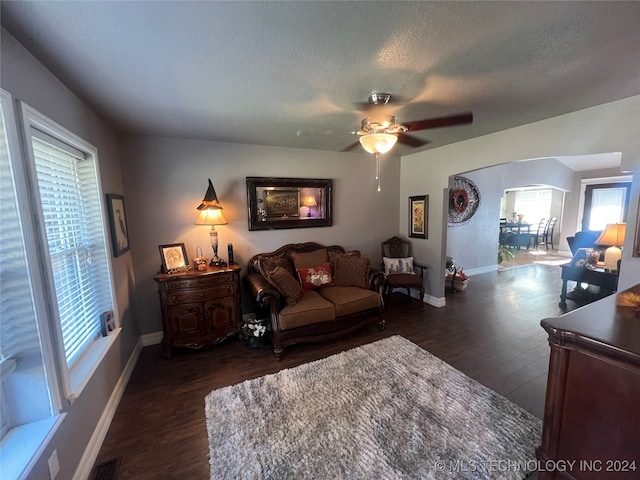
[302,195,317,217]
[195,179,228,267]
[595,223,626,272]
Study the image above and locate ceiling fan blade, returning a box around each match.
[340,141,361,152]
[404,112,473,132]
[397,133,430,148]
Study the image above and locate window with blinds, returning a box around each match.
[2,93,118,478]
[1,91,52,444]
[30,131,113,368]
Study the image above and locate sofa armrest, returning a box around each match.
[243,272,281,308]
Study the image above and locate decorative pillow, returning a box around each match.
[328,249,360,273]
[268,266,303,306]
[258,254,295,288]
[333,255,370,289]
[296,262,334,290]
[383,257,415,276]
[291,249,328,270]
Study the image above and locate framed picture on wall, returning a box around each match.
[106,193,130,257]
[409,195,428,239]
[264,188,300,218]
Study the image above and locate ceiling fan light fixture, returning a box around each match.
[359,133,397,154]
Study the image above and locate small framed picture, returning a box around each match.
[159,243,190,273]
[106,193,130,257]
[409,195,428,239]
[101,310,116,336]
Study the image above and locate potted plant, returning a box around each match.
[241,318,269,348]
[498,244,516,264]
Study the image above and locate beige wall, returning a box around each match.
[120,136,401,335]
[401,96,640,303]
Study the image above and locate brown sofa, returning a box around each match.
[243,242,385,359]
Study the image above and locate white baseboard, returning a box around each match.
[394,288,445,308]
[73,337,144,480]
[424,294,446,308]
[141,331,163,346]
[464,265,498,276]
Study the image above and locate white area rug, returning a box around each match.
[205,335,542,479]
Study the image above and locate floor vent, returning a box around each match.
[91,457,121,480]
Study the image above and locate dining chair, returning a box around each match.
[530,218,548,249]
[381,236,426,310]
[499,218,508,245]
[544,217,558,251]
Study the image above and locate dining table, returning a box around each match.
[499,222,532,249]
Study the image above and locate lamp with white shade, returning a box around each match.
[302,195,317,217]
[595,223,626,272]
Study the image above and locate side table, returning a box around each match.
[154,264,242,358]
[559,265,618,309]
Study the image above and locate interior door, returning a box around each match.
[582,182,631,231]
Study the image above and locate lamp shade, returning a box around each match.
[195,208,228,226]
[595,223,626,246]
[595,223,626,272]
[359,133,397,154]
[302,196,317,207]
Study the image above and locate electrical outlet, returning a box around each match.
[48,450,59,479]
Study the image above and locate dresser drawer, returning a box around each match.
[167,284,234,305]
[165,272,235,291]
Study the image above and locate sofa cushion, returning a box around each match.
[258,254,295,289]
[333,255,370,289]
[268,266,303,306]
[328,249,360,273]
[291,248,328,269]
[278,290,336,330]
[383,256,415,275]
[296,262,334,290]
[318,287,381,317]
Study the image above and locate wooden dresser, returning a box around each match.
[537,285,640,479]
[154,265,242,358]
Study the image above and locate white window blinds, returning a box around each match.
[0,101,41,362]
[31,131,113,367]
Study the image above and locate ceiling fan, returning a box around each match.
[341,93,473,153]
[342,93,473,191]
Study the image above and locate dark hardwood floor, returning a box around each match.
[94,263,581,479]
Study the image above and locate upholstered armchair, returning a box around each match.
[381,236,426,310]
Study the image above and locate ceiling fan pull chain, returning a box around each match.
[375,152,381,191]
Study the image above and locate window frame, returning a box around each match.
[18,101,120,404]
[582,182,631,231]
[577,176,633,233]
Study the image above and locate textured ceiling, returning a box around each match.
[1,1,639,162]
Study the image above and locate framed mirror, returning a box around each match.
[246,177,333,231]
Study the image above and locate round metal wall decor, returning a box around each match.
[448,176,480,225]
